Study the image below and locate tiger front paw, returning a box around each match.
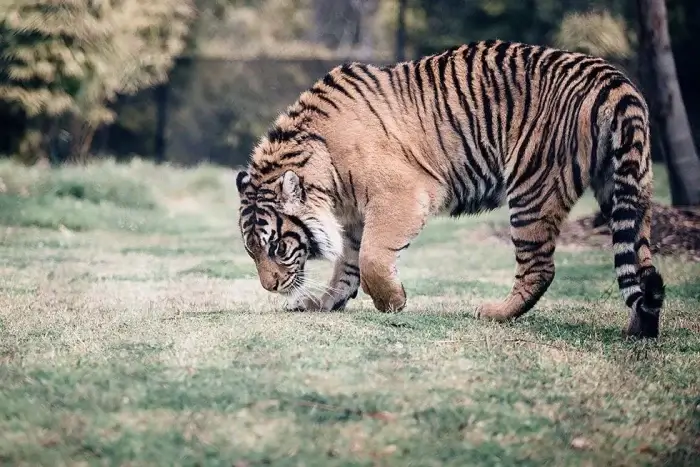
[474,301,515,322]
[286,292,351,312]
[285,295,322,312]
[363,280,406,313]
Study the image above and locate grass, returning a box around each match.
[0,159,698,466]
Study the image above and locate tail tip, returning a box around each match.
[626,268,664,339]
[641,269,665,310]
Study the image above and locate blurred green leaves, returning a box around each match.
[0,0,195,161]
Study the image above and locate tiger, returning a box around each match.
[236,39,666,338]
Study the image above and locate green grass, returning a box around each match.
[0,158,231,232]
[0,160,698,466]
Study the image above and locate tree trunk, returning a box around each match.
[634,5,665,165]
[637,0,700,206]
[154,82,169,164]
[77,125,97,164]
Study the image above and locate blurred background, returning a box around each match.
[0,0,699,207]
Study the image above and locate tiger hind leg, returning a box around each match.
[625,185,665,338]
[475,186,574,322]
[592,168,664,338]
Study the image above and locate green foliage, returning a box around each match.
[193,0,327,59]
[555,10,633,59]
[409,0,631,55]
[0,159,157,208]
[4,0,696,169]
[0,158,158,231]
[0,0,195,162]
[191,0,398,59]
[163,58,363,167]
[0,194,155,232]
[0,157,233,232]
[0,0,106,118]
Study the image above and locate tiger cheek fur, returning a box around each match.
[237,39,665,338]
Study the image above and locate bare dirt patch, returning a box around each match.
[490,201,700,262]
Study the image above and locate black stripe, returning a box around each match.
[309,87,341,111]
[383,66,408,110]
[401,146,442,183]
[289,102,330,118]
[267,127,299,143]
[625,291,643,308]
[346,234,361,251]
[343,262,360,275]
[355,64,387,102]
[589,79,626,176]
[323,73,354,100]
[296,132,327,146]
[287,215,321,258]
[425,57,442,120]
[414,60,427,111]
[614,251,636,268]
[338,68,390,138]
[348,171,358,205]
[252,160,280,175]
[340,63,373,91]
[280,150,304,159]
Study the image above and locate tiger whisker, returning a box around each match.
[301,277,345,294]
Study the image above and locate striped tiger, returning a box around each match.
[236,39,666,338]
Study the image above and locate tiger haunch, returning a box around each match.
[236,40,665,338]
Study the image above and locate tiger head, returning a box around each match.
[236,166,342,296]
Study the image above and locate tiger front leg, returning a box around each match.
[359,198,426,313]
[286,222,363,312]
[315,222,364,311]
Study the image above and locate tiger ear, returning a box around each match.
[280,170,303,206]
[236,170,250,194]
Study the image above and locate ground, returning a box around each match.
[0,159,699,466]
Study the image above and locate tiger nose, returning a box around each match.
[260,274,280,292]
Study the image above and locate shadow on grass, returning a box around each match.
[666,278,700,301]
[0,360,552,465]
[519,315,624,347]
[110,342,173,358]
[354,311,468,341]
[654,397,700,467]
[520,315,700,353]
[159,309,256,323]
[179,310,230,321]
[404,278,509,299]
